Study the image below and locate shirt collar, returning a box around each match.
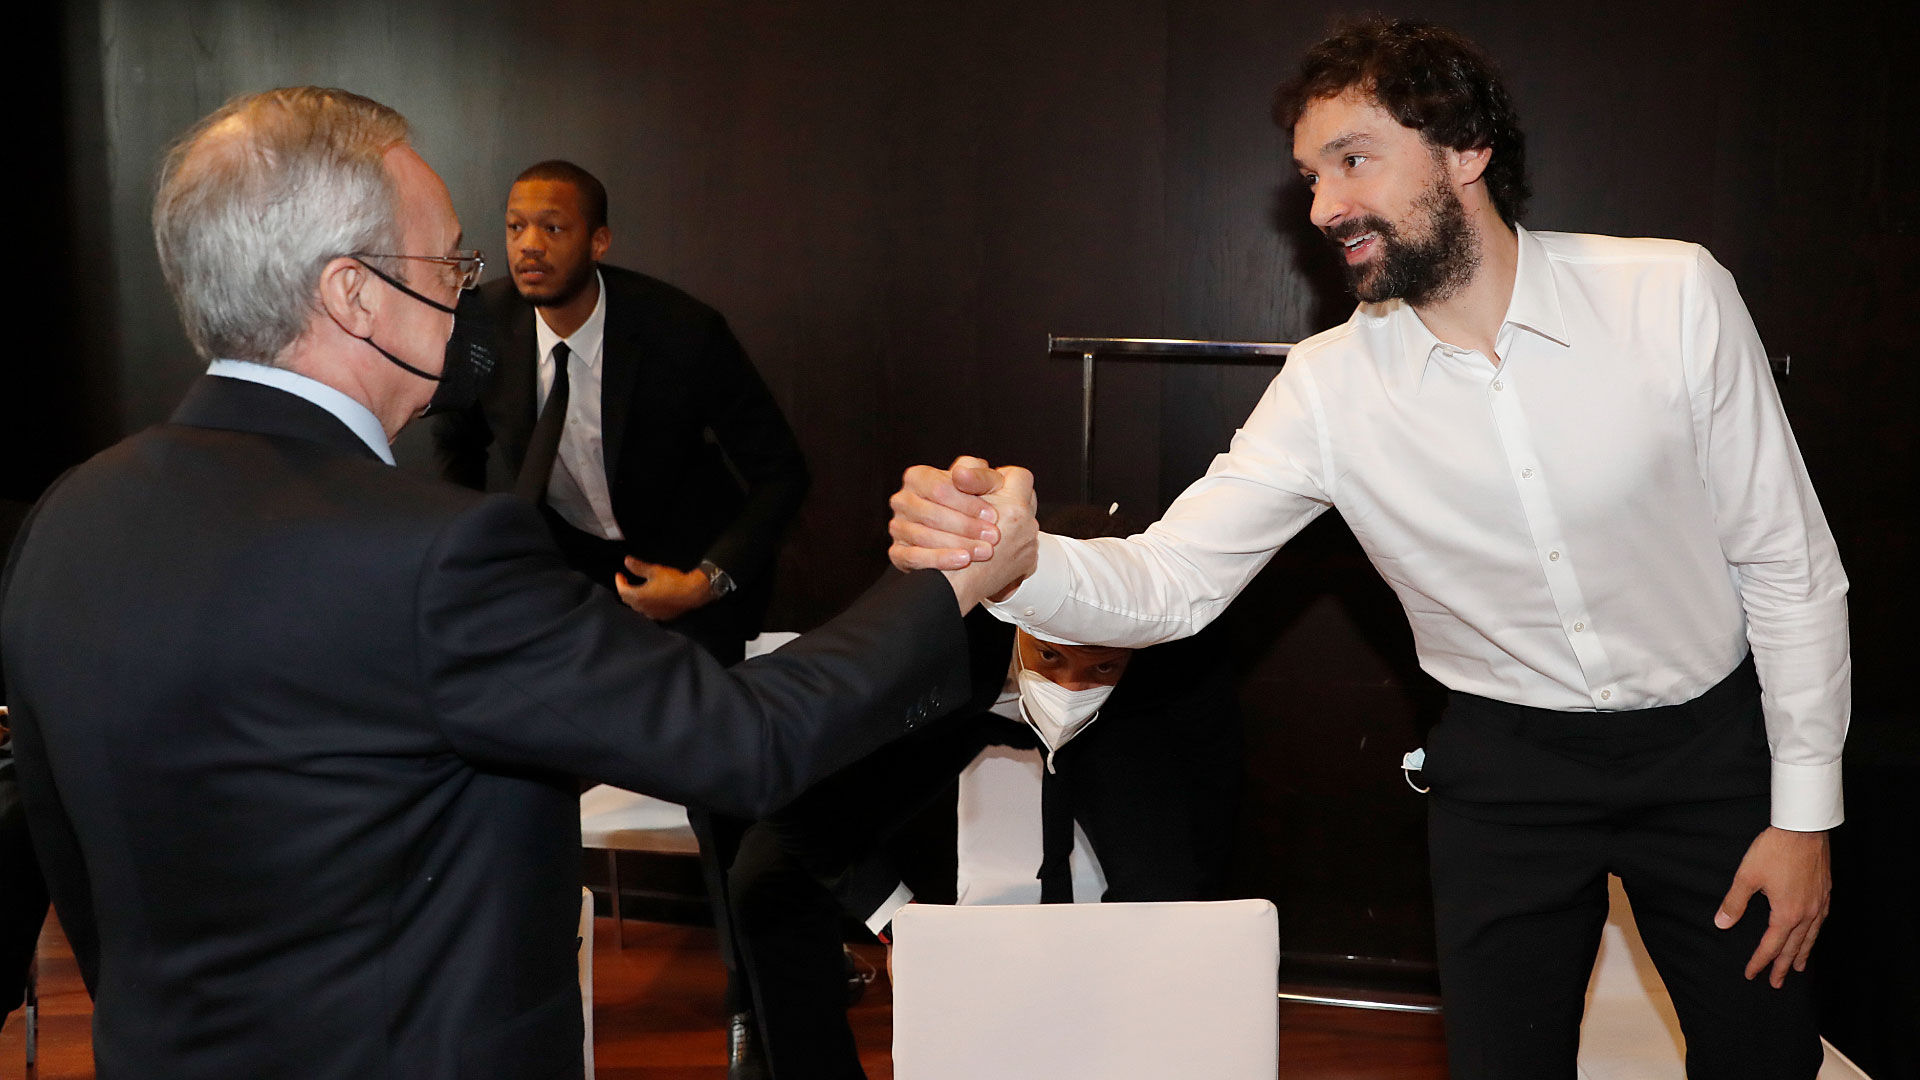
[533,268,608,371]
[1386,223,1570,391]
[1502,225,1569,349]
[205,359,395,464]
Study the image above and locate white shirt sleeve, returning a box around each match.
[865,882,915,937]
[1684,246,1850,831]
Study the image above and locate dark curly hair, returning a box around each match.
[1274,16,1530,226]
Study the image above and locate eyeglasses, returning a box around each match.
[351,250,487,291]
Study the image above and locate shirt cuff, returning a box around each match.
[1770,759,1844,832]
[865,882,915,937]
[984,533,1070,640]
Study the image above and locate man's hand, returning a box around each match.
[1715,825,1831,988]
[889,456,1007,571]
[616,558,714,622]
[940,466,1038,613]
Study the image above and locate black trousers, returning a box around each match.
[1423,658,1822,1080]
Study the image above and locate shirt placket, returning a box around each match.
[1478,343,1620,708]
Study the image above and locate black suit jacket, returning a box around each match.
[0,375,966,1080]
[433,265,809,647]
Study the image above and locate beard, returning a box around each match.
[514,256,598,309]
[1327,173,1481,306]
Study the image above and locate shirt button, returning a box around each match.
[1492,380,1504,391]
[1548,550,1560,561]
[1521,468,1534,479]
[1024,608,1036,617]
[1600,689,1613,701]
[1573,621,1585,633]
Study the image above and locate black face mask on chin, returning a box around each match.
[351,258,500,416]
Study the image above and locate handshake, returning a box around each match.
[890,456,1040,613]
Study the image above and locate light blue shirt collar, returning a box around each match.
[205,359,395,465]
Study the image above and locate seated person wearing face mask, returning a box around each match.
[724,504,1243,1079]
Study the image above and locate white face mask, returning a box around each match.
[1016,669,1115,755]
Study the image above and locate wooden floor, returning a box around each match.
[1,915,1449,1078]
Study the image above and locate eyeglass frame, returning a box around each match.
[350,250,487,292]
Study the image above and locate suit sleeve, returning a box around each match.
[1,484,99,996]
[691,314,810,583]
[755,612,1016,921]
[417,495,967,819]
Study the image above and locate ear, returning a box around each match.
[1449,145,1492,188]
[590,224,612,263]
[317,256,380,338]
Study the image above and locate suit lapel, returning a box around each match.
[502,297,541,455]
[597,272,644,493]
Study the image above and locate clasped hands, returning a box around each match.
[887,456,1039,612]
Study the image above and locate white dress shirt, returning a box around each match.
[533,270,625,541]
[990,228,1849,831]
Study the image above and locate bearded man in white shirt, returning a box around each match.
[886,17,1844,1080]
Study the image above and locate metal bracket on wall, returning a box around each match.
[1048,337,1295,504]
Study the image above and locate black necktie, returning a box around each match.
[515,342,570,502]
[1037,768,1076,903]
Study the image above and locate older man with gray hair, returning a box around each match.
[0,86,1034,1079]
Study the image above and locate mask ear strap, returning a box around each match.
[357,333,444,381]
[353,257,458,314]
[324,258,451,382]
[323,286,444,382]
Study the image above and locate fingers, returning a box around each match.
[888,493,994,555]
[948,455,1003,498]
[904,464,999,526]
[1745,917,1791,982]
[889,540,972,572]
[1792,907,1827,973]
[1769,921,1810,988]
[889,466,999,572]
[1714,876,1752,932]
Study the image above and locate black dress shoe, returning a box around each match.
[728,1011,770,1080]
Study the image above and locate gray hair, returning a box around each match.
[153,87,411,364]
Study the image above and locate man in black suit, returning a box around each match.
[0,86,1035,1080]
[433,160,808,663]
[433,161,816,1073]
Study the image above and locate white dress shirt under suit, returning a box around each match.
[531,270,625,542]
[990,227,1848,832]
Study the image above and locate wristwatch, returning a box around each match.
[697,560,737,599]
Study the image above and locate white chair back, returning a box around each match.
[890,899,1278,1080]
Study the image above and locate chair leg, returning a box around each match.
[24,953,37,1067]
[608,849,625,949]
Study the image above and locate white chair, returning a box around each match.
[575,631,797,949]
[1577,874,1871,1079]
[579,785,699,947]
[890,899,1279,1080]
